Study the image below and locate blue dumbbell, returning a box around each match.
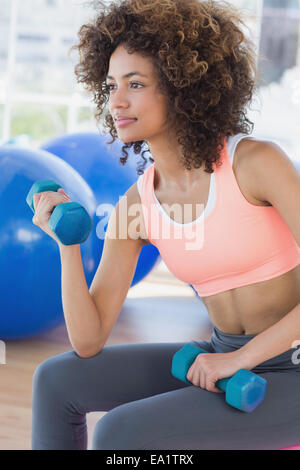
[26,180,93,246]
[171,343,267,413]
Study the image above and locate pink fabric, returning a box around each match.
[279,444,300,450]
[140,137,300,297]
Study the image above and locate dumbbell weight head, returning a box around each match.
[171,343,201,384]
[217,369,267,413]
[171,343,267,413]
[48,201,93,245]
[26,179,93,245]
[26,180,61,212]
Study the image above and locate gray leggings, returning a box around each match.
[31,326,300,450]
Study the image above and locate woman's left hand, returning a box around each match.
[186,351,247,394]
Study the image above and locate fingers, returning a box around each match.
[33,189,70,208]
[57,188,70,199]
[186,364,195,383]
[187,361,223,393]
[32,190,70,227]
[207,379,223,394]
[200,370,205,390]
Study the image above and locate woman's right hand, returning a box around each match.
[32,188,71,246]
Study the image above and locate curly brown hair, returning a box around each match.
[71,0,262,176]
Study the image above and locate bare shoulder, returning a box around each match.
[235,136,268,165]
[234,137,277,206]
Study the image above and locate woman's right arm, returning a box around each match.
[58,183,146,358]
[58,243,104,357]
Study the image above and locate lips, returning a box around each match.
[116,118,137,122]
[116,118,137,128]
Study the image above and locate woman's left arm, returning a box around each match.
[187,303,300,393]
[187,141,300,392]
[238,302,300,370]
[236,139,300,369]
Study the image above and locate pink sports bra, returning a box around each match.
[137,134,300,297]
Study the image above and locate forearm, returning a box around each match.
[59,244,103,357]
[237,302,300,370]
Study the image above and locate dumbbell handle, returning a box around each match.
[202,353,230,393]
[184,347,233,392]
[26,180,62,213]
[172,345,252,392]
[172,344,267,412]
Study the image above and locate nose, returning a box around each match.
[109,86,130,114]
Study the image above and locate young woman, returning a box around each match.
[31,0,300,450]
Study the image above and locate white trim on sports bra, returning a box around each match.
[136,133,261,226]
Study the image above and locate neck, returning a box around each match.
[147,137,207,192]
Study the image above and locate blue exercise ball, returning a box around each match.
[41,132,160,286]
[0,144,98,340]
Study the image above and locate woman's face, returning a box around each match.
[107,44,170,144]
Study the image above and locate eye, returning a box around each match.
[105,82,144,92]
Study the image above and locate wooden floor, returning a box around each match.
[0,260,212,450]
